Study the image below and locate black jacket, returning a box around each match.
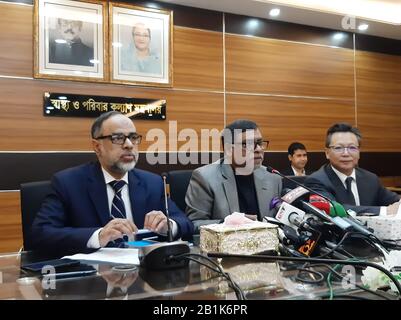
[304,164,400,215]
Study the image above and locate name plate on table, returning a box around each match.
[43,92,166,120]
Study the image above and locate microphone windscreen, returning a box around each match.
[310,201,331,216]
[310,194,329,203]
[309,194,332,216]
[270,197,282,210]
[332,201,347,217]
[281,186,309,204]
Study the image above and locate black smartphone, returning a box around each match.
[21,258,80,273]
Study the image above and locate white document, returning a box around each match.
[63,248,139,265]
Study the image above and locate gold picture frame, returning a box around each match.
[109,3,173,87]
[34,0,108,82]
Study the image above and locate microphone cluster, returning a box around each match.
[266,166,374,258]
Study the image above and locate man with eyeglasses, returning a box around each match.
[32,111,193,255]
[120,22,161,74]
[185,119,282,233]
[305,123,400,216]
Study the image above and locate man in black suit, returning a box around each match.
[282,142,310,176]
[305,123,400,215]
[49,18,94,67]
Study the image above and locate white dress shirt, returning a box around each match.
[331,166,386,216]
[291,166,306,176]
[87,167,177,248]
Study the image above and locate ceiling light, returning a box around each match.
[269,8,280,17]
[358,24,369,31]
[333,32,345,40]
[247,19,259,28]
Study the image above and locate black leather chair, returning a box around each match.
[20,180,52,250]
[166,170,193,212]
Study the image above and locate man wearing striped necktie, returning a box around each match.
[32,111,193,254]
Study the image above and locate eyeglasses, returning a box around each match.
[95,133,142,145]
[329,145,359,153]
[235,140,269,151]
[133,33,150,38]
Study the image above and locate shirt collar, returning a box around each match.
[291,166,305,176]
[101,167,129,185]
[330,165,356,185]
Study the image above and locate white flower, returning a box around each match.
[361,250,401,293]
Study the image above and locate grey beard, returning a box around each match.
[111,160,137,174]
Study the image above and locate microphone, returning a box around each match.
[331,201,373,236]
[138,173,190,270]
[162,173,173,242]
[312,196,373,235]
[297,196,354,233]
[275,201,306,228]
[268,168,377,255]
[310,194,331,215]
[274,201,323,256]
[268,166,362,225]
[268,167,355,233]
[266,166,334,205]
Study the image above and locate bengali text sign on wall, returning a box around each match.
[43,92,166,120]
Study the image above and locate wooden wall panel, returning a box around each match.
[226,94,355,151]
[0,4,224,91]
[357,103,401,151]
[380,176,401,188]
[0,78,224,151]
[0,192,22,253]
[356,51,401,151]
[173,27,223,90]
[225,34,355,99]
[356,51,401,106]
[0,3,32,77]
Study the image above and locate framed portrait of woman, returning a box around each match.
[34,0,108,82]
[109,3,173,87]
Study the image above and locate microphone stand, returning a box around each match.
[139,173,190,270]
[163,174,173,242]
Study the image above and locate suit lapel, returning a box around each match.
[254,168,271,217]
[128,170,146,228]
[221,163,240,214]
[87,162,111,226]
[325,165,349,203]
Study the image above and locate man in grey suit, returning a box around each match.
[305,123,400,216]
[185,119,282,233]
